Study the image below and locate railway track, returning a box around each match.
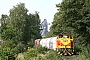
[60,55,79,60]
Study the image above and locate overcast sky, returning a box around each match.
[0,0,62,30]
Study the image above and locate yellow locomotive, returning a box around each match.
[56,34,74,55]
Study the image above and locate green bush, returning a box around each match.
[44,50,62,60]
[24,48,38,60]
[27,40,34,48]
[15,42,27,53]
[80,45,90,59]
[0,40,17,60]
[36,56,45,60]
[35,45,47,54]
[0,40,27,60]
[0,46,16,60]
[74,44,82,54]
[78,54,87,60]
[75,44,90,60]
[23,46,47,60]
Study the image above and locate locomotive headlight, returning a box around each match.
[63,40,68,42]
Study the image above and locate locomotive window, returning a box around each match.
[60,35,63,38]
[62,35,68,38]
[67,36,69,38]
[70,36,72,39]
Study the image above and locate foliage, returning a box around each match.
[48,0,90,59]
[23,48,37,60]
[9,3,41,44]
[0,2,41,60]
[50,0,90,44]
[79,45,90,59]
[0,47,16,60]
[44,50,62,60]
[23,46,47,60]
[35,45,47,54]
[0,40,27,60]
[0,41,17,60]
[0,2,41,45]
[0,0,90,60]
[77,45,90,60]
[45,31,56,38]
[0,14,11,40]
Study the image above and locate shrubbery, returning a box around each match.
[23,46,62,60]
[44,50,62,60]
[73,44,90,60]
[35,45,47,54]
[23,46,46,60]
[0,40,28,60]
[0,46,16,60]
[78,45,90,60]
[0,40,17,60]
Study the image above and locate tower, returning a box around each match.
[40,19,48,37]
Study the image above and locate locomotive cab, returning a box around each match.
[56,34,74,55]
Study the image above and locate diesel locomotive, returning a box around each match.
[56,34,74,55]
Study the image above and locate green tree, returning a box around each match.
[22,12,41,46]
[51,0,90,44]
[0,14,11,40]
[49,0,90,59]
[0,3,41,46]
[0,2,42,60]
[9,3,28,43]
